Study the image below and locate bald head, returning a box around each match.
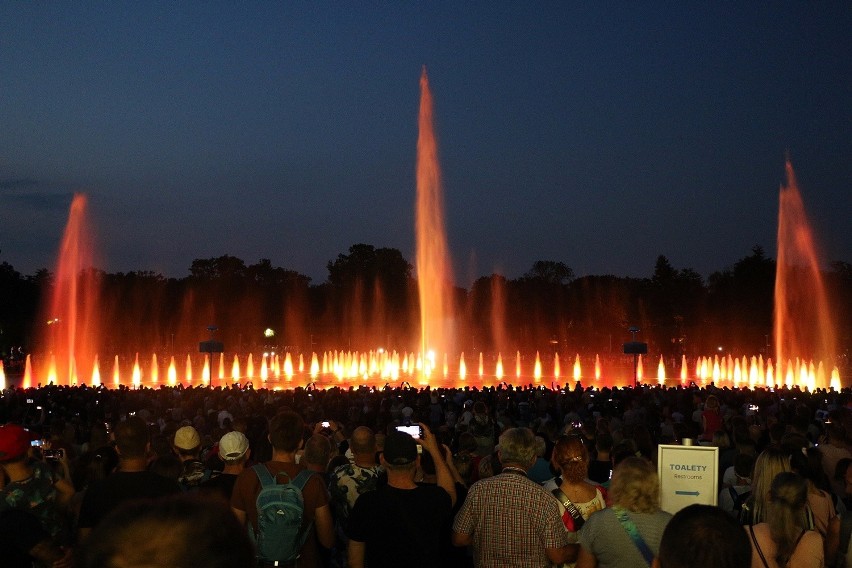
[350,427,376,456]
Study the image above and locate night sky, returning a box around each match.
[1,3,850,286]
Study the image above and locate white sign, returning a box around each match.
[657,443,718,514]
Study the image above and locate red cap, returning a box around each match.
[0,424,33,462]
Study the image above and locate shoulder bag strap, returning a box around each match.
[612,506,654,566]
[551,480,585,529]
[748,524,771,568]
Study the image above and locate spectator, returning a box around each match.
[77,416,181,540]
[821,423,851,497]
[346,425,456,568]
[0,423,75,545]
[231,410,334,568]
[741,447,791,526]
[468,401,498,457]
[701,395,723,443]
[528,435,554,483]
[746,472,823,568]
[199,430,250,503]
[303,433,336,480]
[654,504,751,568]
[576,456,672,568]
[453,427,572,567]
[544,434,607,567]
[173,425,213,491]
[329,426,381,515]
[835,457,852,512]
[78,494,254,568]
[790,446,837,540]
[453,432,479,485]
[719,453,754,518]
[588,432,613,484]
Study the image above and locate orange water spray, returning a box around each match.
[775,160,837,368]
[415,67,455,376]
[91,356,101,387]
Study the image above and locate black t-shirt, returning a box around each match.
[77,470,182,530]
[198,472,239,502]
[346,483,453,568]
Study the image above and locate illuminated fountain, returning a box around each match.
[415,66,455,378]
[10,85,845,392]
[37,193,101,385]
[774,160,838,384]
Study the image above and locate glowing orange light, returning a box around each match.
[91,355,101,387]
[132,353,142,387]
[534,352,542,382]
[595,354,602,382]
[231,355,240,382]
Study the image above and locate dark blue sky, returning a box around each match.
[1,3,850,285]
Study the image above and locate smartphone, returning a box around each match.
[31,439,44,447]
[43,449,64,460]
[321,421,331,428]
[396,425,423,438]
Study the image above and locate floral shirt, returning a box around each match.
[328,462,381,524]
[0,460,66,540]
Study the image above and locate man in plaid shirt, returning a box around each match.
[452,427,572,567]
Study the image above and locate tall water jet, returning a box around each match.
[774,160,837,369]
[416,67,455,368]
[38,194,101,385]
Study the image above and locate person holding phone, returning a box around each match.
[0,423,76,547]
[328,426,382,568]
[346,423,457,568]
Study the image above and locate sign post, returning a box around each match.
[657,443,718,515]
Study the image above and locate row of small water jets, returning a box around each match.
[0,350,842,391]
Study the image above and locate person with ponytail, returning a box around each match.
[543,435,608,567]
[746,472,823,568]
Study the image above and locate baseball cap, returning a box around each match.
[0,424,33,462]
[383,431,418,466]
[219,431,249,460]
[174,425,201,450]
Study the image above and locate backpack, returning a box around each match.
[251,464,315,564]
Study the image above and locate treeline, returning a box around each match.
[0,244,850,360]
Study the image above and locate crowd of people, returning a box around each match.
[1,379,850,567]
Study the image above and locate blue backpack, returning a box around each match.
[251,464,314,564]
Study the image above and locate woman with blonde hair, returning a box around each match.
[544,435,607,567]
[576,457,672,567]
[741,447,791,525]
[747,472,823,568]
